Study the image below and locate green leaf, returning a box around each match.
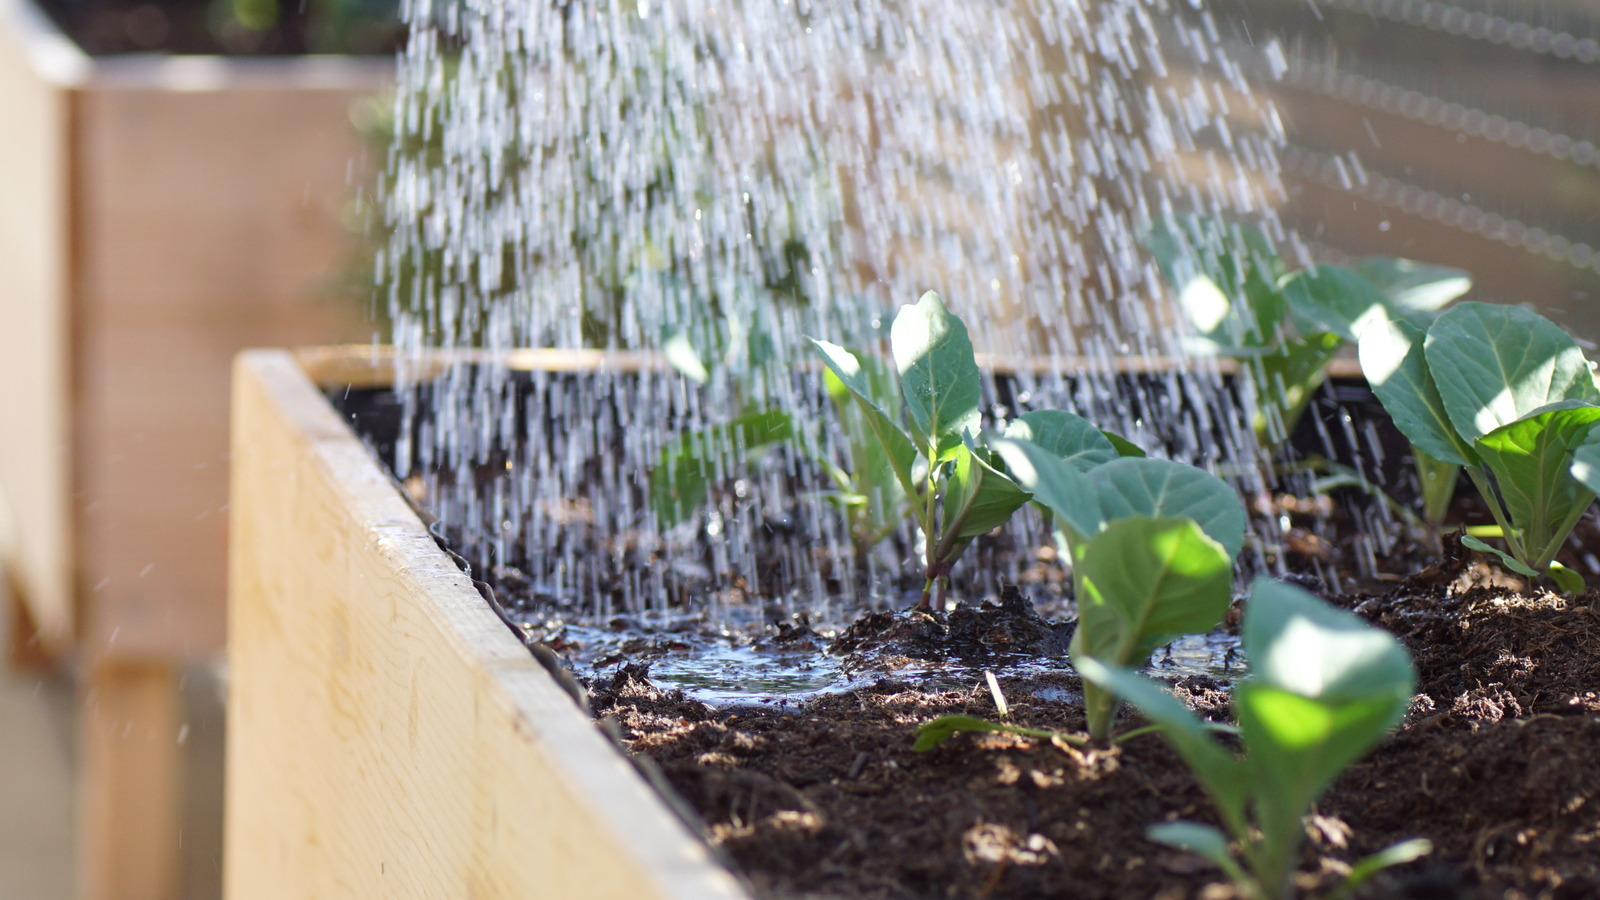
[1281,264,1392,342]
[1570,431,1600,494]
[1146,216,1287,348]
[1235,579,1415,868]
[1070,516,1234,740]
[823,358,908,542]
[1235,683,1407,835]
[1073,658,1247,822]
[1460,534,1542,579]
[1352,257,1470,319]
[1359,316,1476,467]
[942,440,1030,540]
[1070,516,1235,667]
[1002,410,1120,469]
[1089,458,1248,561]
[1425,302,1600,444]
[988,436,1105,543]
[1146,822,1245,880]
[810,339,920,500]
[1249,331,1344,445]
[648,409,795,528]
[1473,402,1600,570]
[911,714,1060,752]
[1336,839,1433,899]
[1243,577,1416,705]
[1099,429,1148,458]
[890,291,983,457]
[1548,562,1586,595]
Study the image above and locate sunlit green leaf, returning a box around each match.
[943,440,1030,540]
[1359,316,1476,467]
[1070,516,1234,666]
[1281,264,1391,342]
[1242,577,1416,705]
[1473,402,1600,570]
[989,436,1105,542]
[811,339,919,499]
[890,291,982,457]
[823,358,908,541]
[1003,410,1119,469]
[1089,458,1248,560]
[1146,216,1287,349]
[1425,302,1600,443]
[1353,257,1471,319]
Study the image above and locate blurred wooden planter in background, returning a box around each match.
[228,349,748,900]
[0,0,387,896]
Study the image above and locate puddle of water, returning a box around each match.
[538,615,1243,708]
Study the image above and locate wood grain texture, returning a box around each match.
[226,351,747,900]
[71,71,382,662]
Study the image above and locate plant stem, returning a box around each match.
[1465,467,1527,563]
[916,442,942,610]
[1414,451,1459,538]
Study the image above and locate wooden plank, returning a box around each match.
[0,0,78,656]
[71,68,383,663]
[226,350,747,900]
[78,660,181,900]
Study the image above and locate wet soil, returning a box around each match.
[330,375,1600,898]
[591,564,1600,899]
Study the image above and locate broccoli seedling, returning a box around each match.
[1079,578,1427,900]
[1359,301,1600,592]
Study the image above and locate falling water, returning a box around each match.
[377,0,1303,626]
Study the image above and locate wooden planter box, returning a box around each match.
[227,349,748,900]
[0,2,389,895]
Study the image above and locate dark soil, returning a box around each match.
[331,375,1600,898]
[34,0,402,56]
[591,566,1600,899]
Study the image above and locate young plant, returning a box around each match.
[819,356,912,553]
[811,291,1033,609]
[990,439,1246,741]
[1078,577,1428,900]
[1148,216,1468,447]
[1358,301,1600,591]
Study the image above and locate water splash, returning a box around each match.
[379,0,1297,620]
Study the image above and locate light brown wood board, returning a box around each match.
[226,350,748,900]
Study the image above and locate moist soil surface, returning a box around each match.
[591,552,1600,900]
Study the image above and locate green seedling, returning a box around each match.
[990,438,1246,741]
[1148,216,1468,447]
[648,409,796,528]
[820,356,912,553]
[1359,301,1600,592]
[1078,577,1427,900]
[812,292,1033,609]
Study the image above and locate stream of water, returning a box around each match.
[365,0,1600,700]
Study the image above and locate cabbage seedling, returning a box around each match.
[813,291,1100,609]
[1149,216,1468,446]
[990,439,1246,741]
[1078,578,1427,900]
[1359,302,1600,591]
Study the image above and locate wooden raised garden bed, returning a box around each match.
[228,334,1600,899]
[227,348,748,900]
[0,1,388,895]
